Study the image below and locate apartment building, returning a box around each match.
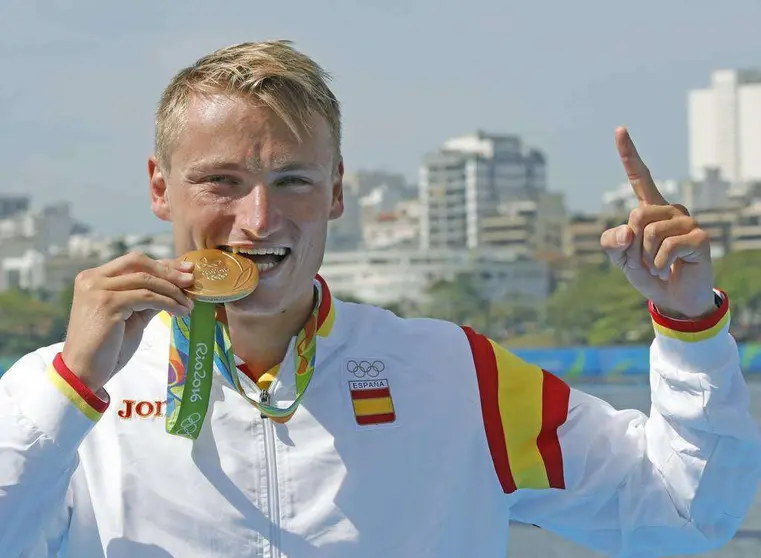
[419,131,547,250]
[564,213,628,268]
[479,193,566,259]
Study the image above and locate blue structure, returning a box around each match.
[512,343,761,381]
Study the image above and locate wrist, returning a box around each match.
[654,291,721,321]
[58,351,108,394]
[52,353,110,413]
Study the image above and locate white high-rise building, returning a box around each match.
[419,131,546,250]
[688,69,761,183]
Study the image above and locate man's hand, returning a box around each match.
[61,251,196,393]
[600,127,716,320]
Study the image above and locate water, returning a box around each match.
[506,381,761,557]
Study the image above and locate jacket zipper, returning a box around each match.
[260,389,281,558]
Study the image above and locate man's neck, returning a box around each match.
[223,285,316,377]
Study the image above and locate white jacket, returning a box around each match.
[0,278,760,558]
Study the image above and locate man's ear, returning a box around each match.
[329,157,345,221]
[149,155,172,222]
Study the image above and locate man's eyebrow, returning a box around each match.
[185,159,322,174]
[270,162,322,173]
[185,160,246,174]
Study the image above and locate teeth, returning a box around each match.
[256,262,278,272]
[223,246,287,256]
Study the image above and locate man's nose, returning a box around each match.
[236,184,283,238]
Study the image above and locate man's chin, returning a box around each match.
[225,289,272,313]
[224,280,291,315]
[223,273,315,319]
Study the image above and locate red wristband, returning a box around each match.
[52,353,110,413]
[649,290,729,333]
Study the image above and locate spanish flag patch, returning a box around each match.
[349,379,396,426]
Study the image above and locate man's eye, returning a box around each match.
[205,175,240,186]
[275,176,312,187]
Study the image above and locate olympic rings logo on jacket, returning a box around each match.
[346,360,385,378]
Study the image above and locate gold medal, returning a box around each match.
[179,249,259,303]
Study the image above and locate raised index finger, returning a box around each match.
[615,126,667,206]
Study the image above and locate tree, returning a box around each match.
[491,294,543,338]
[424,275,493,333]
[545,265,652,346]
[47,282,76,343]
[0,290,63,356]
[715,249,761,341]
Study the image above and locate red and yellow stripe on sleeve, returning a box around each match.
[47,352,110,422]
[462,327,570,494]
[649,289,729,342]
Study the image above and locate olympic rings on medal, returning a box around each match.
[346,360,385,378]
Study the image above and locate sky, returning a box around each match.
[1,0,760,235]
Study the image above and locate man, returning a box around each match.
[0,40,759,558]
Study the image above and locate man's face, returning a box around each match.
[148,93,344,316]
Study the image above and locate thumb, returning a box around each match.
[601,225,633,267]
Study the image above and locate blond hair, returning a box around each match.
[154,40,342,171]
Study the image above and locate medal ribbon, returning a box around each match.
[165,301,216,439]
[165,285,321,440]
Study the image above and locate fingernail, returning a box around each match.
[615,228,627,244]
[180,261,194,270]
[181,272,194,281]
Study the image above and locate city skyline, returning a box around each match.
[2,1,760,235]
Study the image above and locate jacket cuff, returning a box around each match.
[12,352,109,451]
[648,289,735,375]
[649,289,729,343]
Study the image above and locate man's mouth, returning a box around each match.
[218,245,291,274]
